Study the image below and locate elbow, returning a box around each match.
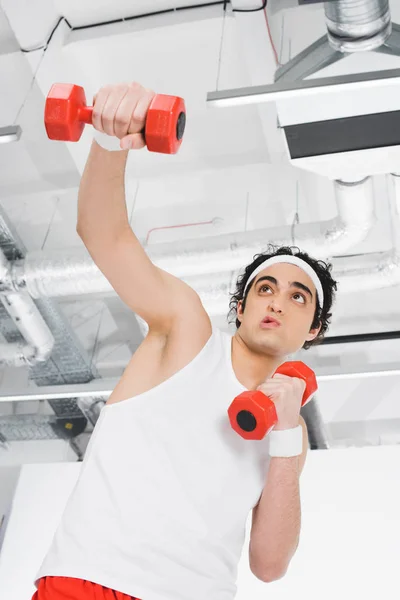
[259,570,286,584]
[251,563,287,583]
[76,222,86,240]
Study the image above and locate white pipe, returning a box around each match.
[1,174,395,342]
[293,177,375,255]
[1,292,54,363]
[0,342,36,368]
[7,177,375,298]
[0,248,54,366]
[391,172,400,218]
[332,173,400,295]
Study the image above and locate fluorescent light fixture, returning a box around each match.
[0,125,22,143]
[207,68,400,108]
[1,367,400,403]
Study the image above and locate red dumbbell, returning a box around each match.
[44,83,186,154]
[228,361,317,440]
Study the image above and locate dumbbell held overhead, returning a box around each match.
[228,361,317,440]
[44,83,186,154]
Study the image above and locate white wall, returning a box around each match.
[0,445,398,600]
[0,440,77,555]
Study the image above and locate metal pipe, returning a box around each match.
[0,207,95,383]
[324,0,391,53]
[0,248,54,367]
[5,177,375,298]
[333,173,400,294]
[301,398,330,450]
[321,329,400,345]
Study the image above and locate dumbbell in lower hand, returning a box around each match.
[228,361,317,440]
[44,83,186,154]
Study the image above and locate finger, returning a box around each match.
[128,88,156,134]
[92,86,112,133]
[260,380,302,392]
[272,373,292,380]
[260,377,292,386]
[101,85,129,136]
[120,133,146,151]
[257,383,287,394]
[113,86,142,139]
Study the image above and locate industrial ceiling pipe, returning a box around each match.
[0,248,54,367]
[325,0,392,52]
[3,177,375,298]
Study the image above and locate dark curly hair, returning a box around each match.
[227,244,337,350]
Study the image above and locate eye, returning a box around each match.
[293,292,306,304]
[260,285,272,293]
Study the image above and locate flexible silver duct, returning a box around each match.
[140,174,399,321]
[4,177,375,299]
[324,0,392,52]
[0,205,98,381]
[0,248,54,366]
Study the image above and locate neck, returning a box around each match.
[231,331,284,391]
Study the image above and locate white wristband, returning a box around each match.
[269,425,303,457]
[93,129,124,152]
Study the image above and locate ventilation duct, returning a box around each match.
[2,173,396,325]
[0,206,97,382]
[0,248,54,367]
[2,177,375,300]
[266,0,396,85]
[0,205,101,447]
[196,173,400,314]
[333,172,400,294]
[325,0,392,52]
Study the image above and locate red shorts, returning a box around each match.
[32,577,141,600]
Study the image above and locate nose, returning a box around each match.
[269,297,284,314]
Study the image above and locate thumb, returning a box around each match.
[120,133,146,150]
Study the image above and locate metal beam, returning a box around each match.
[67,2,223,45]
[274,35,345,83]
[1,366,400,403]
[0,378,119,403]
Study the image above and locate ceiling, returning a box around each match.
[0,0,400,462]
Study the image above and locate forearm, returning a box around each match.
[77,141,131,241]
[249,456,301,579]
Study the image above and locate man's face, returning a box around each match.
[236,263,321,356]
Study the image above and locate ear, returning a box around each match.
[305,323,322,343]
[237,300,244,322]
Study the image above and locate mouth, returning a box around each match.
[260,316,281,328]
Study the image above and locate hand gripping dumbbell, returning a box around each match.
[44,83,186,154]
[228,361,317,440]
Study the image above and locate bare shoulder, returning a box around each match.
[106,297,212,406]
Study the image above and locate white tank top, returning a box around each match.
[35,326,271,600]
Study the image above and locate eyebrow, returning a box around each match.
[254,275,314,300]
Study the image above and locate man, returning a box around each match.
[32,83,337,600]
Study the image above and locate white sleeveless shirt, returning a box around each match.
[35,326,271,600]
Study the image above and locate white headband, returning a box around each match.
[243,255,324,308]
